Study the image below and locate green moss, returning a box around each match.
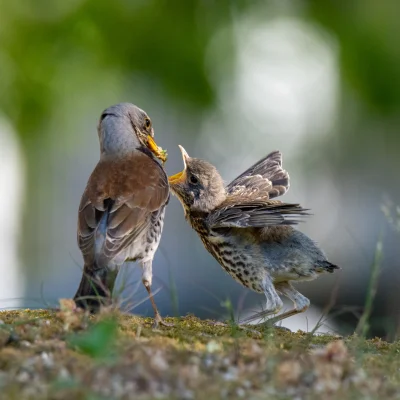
[0,309,399,399]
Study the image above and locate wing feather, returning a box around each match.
[227,151,289,201]
[207,201,309,229]
[77,152,168,268]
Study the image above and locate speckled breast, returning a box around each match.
[191,220,264,294]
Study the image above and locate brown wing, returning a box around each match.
[207,200,309,229]
[77,151,169,268]
[226,151,289,201]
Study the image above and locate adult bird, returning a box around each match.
[74,103,170,327]
[168,146,339,327]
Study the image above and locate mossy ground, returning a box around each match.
[0,305,399,399]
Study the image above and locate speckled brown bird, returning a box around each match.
[73,103,171,327]
[168,146,339,326]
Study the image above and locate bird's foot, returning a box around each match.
[211,318,291,334]
[255,321,291,332]
[152,312,174,329]
[207,320,262,338]
[274,325,291,332]
[239,322,291,335]
[207,321,228,327]
[238,325,263,337]
[237,309,292,332]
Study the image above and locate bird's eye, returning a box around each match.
[145,118,151,129]
[190,175,198,184]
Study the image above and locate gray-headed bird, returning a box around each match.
[74,103,170,327]
[168,146,339,326]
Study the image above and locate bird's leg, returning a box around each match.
[238,276,283,325]
[143,283,174,328]
[264,282,310,326]
[141,260,173,328]
[209,278,284,336]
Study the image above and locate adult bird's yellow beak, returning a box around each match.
[147,135,168,163]
[168,145,190,184]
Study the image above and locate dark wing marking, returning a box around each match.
[226,151,289,200]
[207,200,309,229]
[77,152,169,268]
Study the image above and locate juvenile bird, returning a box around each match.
[168,146,339,326]
[74,103,170,327]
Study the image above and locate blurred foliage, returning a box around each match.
[68,317,118,359]
[382,200,400,233]
[1,0,399,143]
[0,0,247,142]
[308,0,400,114]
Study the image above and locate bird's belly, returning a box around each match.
[202,233,265,293]
[123,232,148,261]
[270,269,308,283]
[119,208,166,264]
[259,239,320,282]
[202,231,319,293]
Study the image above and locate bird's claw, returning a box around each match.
[273,325,291,332]
[207,321,228,327]
[152,313,174,329]
[207,320,262,337]
[208,318,290,336]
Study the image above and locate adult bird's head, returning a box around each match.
[98,103,167,162]
[168,145,226,214]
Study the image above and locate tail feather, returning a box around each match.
[73,265,117,312]
[321,261,340,273]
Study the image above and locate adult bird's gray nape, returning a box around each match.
[73,102,171,328]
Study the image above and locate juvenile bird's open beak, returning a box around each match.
[168,145,190,184]
[147,135,168,163]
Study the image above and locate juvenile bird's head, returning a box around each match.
[168,146,226,214]
[97,102,167,162]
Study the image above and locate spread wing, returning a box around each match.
[209,151,303,229]
[226,151,289,201]
[77,152,169,268]
[207,200,309,229]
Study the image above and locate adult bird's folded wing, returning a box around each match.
[226,151,289,201]
[77,152,169,269]
[206,200,309,229]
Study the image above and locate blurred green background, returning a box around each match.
[0,0,399,338]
